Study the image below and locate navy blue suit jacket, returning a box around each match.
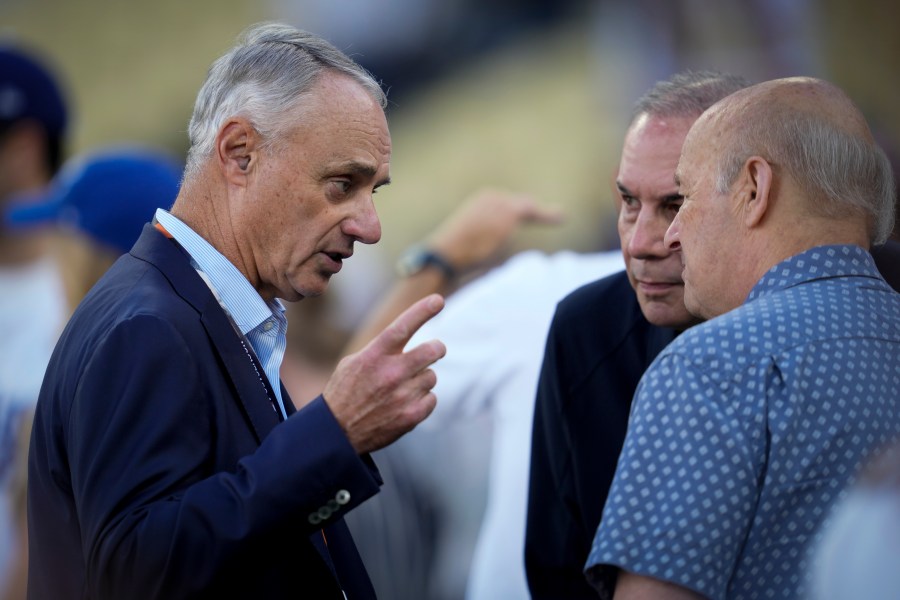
[28,225,381,599]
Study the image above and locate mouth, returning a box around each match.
[636,279,682,296]
[321,250,351,272]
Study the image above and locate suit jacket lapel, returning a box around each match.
[201,300,283,440]
[131,224,282,442]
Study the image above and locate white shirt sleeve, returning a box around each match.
[408,250,623,428]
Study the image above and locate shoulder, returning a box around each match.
[546,270,673,375]
[554,270,637,330]
[655,305,772,387]
[61,252,212,363]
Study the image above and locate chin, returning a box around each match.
[682,296,711,323]
[298,286,326,299]
[641,300,699,329]
[289,273,331,300]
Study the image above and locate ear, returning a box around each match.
[216,117,258,186]
[738,156,773,228]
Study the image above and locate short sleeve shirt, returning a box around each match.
[585,245,900,600]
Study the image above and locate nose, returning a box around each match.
[627,209,668,259]
[664,212,681,252]
[343,194,382,244]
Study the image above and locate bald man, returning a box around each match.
[585,77,900,600]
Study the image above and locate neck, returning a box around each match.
[170,179,255,290]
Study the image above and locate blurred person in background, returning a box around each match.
[27,22,446,599]
[810,441,900,600]
[0,145,182,600]
[0,407,30,600]
[0,42,69,597]
[6,146,183,307]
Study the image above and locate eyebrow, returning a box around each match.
[618,181,682,202]
[616,182,633,196]
[331,161,391,188]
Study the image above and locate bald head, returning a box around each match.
[670,77,896,318]
[692,76,895,245]
[736,77,868,134]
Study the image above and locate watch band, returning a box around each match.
[395,245,457,279]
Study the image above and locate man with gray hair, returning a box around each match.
[586,77,900,599]
[27,22,445,599]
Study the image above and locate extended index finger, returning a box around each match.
[368,293,445,355]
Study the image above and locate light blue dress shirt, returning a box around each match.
[585,244,900,600]
[155,209,289,419]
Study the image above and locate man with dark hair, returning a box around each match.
[525,70,749,598]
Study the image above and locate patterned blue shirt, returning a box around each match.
[585,244,900,600]
[155,209,289,419]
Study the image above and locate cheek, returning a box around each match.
[678,206,702,244]
[617,216,634,249]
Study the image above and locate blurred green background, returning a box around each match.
[3,0,899,261]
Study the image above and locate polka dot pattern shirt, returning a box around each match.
[585,245,900,600]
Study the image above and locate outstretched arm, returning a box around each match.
[343,187,563,354]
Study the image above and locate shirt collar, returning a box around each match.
[154,208,285,335]
[746,244,881,304]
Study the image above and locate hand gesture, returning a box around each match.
[324,294,447,454]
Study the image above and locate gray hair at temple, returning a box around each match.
[184,21,387,179]
[713,85,896,245]
[631,70,751,122]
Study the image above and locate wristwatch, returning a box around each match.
[395,245,457,279]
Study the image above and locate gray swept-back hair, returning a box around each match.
[631,70,750,123]
[184,21,386,179]
[713,89,895,245]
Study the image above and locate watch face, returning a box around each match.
[396,246,455,278]
[396,247,428,277]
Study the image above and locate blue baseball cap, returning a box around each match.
[4,147,183,254]
[0,43,68,136]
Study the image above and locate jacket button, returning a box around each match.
[335,489,350,505]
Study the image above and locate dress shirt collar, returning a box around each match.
[746,244,881,304]
[154,208,285,334]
